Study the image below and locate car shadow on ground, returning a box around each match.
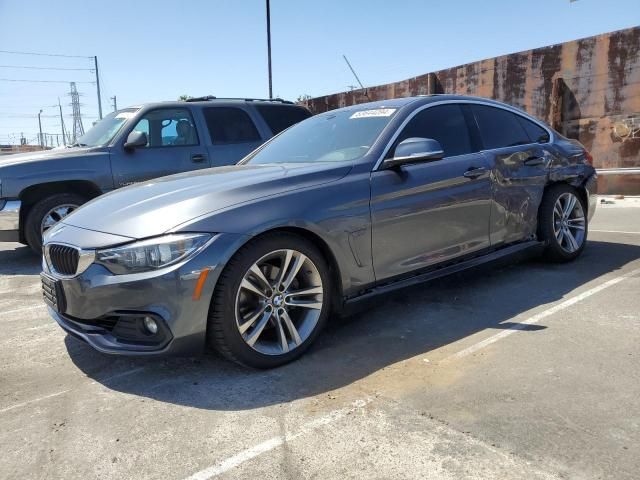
[0,243,40,275]
[55,240,640,410]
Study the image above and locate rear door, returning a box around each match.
[370,103,492,281]
[469,104,551,246]
[111,107,210,187]
[202,107,265,166]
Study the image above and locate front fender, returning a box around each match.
[1,150,113,197]
[171,168,375,297]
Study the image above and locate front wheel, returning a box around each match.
[24,193,86,254]
[538,184,588,262]
[207,233,332,368]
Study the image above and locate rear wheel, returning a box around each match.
[24,193,86,254]
[538,184,587,262]
[207,233,332,368]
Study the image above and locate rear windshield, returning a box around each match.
[255,105,312,135]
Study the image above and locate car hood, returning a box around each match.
[60,163,352,240]
[0,146,99,167]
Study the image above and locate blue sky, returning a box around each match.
[0,0,638,144]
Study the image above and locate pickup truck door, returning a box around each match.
[111,107,211,188]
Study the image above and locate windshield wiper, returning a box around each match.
[67,142,88,147]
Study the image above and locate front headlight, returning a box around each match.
[95,233,212,275]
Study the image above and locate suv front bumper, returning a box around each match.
[0,200,21,242]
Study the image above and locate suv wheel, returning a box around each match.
[207,233,332,368]
[24,193,86,254]
[538,184,587,262]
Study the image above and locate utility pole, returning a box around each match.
[57,98,66,146]
[94,56,103,119]
[266,0,273,99]
[110,95,117,112]
[342,55,367,98]
[37,109,43,147]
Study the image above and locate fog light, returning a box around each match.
[143,316,158,335]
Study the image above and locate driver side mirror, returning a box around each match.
[383,137,444,169]
[124,131,148,151]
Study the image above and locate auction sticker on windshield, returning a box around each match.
[350,108,396,119]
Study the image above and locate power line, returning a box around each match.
[0,78,95,84]
[0,65,94,71]
[0,49,92,59]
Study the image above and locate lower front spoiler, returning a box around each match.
[49,307,205,357]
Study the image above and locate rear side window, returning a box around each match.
[517,116,550,143]
[395,104,473,157]
[255,105,312,135]
[471,105,531,149]
[203,107,261,144]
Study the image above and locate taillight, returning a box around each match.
[583,150,593,166]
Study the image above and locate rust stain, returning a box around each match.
[303,27,640,171]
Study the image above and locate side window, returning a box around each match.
[471,105,531,149]
[517,116,550,143]
[203,107,261,144]
[255,105,312,135]
[395,104,473,157]
[130,108,198,147]
[132,119,149,147]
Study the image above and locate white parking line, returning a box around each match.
[0,366,147,415]
[183,398,372,480]
[446,267,640,361]
[4,304,46,316]
[590,229,640,235]
[0,390,71,414]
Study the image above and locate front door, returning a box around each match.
[370,103,492,281]
[111,107,210,188]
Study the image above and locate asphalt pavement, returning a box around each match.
[0,198,638,480]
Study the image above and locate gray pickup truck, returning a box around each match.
[0,97,311,252]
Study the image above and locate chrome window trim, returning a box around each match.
[44,242,96,279]
[373,99,554,171]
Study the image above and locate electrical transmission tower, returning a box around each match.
[68,82,85,142]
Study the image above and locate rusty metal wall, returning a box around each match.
[304,27,640,172]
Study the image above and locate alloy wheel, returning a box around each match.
[234,249,324,356]
[41,204,79,236]
[553,192,586,253]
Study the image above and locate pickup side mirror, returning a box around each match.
[124,131,148,151]
[383,137,444,169]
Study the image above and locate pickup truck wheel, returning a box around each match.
[24,193,86,254]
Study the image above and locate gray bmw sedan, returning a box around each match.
[41,95,597,368]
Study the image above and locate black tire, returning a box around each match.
[538,184,588,263]
[24,193,86,254]
[207,232,332,369]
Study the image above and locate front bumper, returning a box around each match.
[42,230,250,356]
[0,200,20,242]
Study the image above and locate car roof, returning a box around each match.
[130,98,304,110]
[329,94,524,112]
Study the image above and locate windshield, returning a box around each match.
[74,108,138,147]
[243,107,398,165]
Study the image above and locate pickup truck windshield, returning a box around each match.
[243,107,397,164]
[74,108,138,147]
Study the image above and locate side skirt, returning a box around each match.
[342,240,544,310]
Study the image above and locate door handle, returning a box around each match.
[524,155,545,166]
[191,154,207,163]
[463,166,486,179]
